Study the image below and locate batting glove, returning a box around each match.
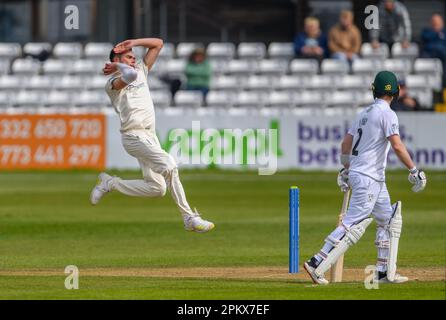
[337,168,350,192]
[408,168,427,193]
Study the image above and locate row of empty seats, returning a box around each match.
[0,73,440,93]
[0,41,422,61]
[0,57,442,89]
[0,89,433,109]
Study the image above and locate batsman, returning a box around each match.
[304,71,427,285]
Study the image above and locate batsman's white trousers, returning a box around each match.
[318,172,394,271]
[110,129,194,217]
[343,172,393,228]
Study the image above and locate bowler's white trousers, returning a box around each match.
[317,172,395,272]
[108,129,194,217]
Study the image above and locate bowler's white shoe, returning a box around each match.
[184,209,215,233]
[376,271,409,284]
[90,172,112,205]
[304,257,329,285]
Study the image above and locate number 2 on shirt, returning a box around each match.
[352,128,363,156]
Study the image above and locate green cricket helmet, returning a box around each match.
[371,70,400,99]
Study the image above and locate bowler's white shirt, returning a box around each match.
[348,99,400,181]
[105,60,156,134]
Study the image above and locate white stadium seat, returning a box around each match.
[405,74,429,90]
[206,90,235,108]
[383,59,412,79]
[234,91,266,108]
[360,42,389,60]
[0,75,22,90]
[0,43,22,59]
[74,90,108,107]
[325,91,356,108]
[0,60,10,75]
[338,75,370,90]
[321,59,349,75]
[410,89,433,108]
[42,59,69,75]
[391,42,419,60]
[158,42,175,60]
[23,42,52,56]
[209,59,229,75]
[151,90,172,108]
[414,58,443,75]
[352,59,383,76]
[207,43,236,60]
[226,59,257,75]
[165,59,186,77]
[149,59,167,75]
[0,91,13,108]
[11,58,41,75]
[289,59,318,75]
[306,75,334,90]
[46,90,73,107]
[210,75,240,91]
[244,75,273,91]
[147,77,168,91]
[293,90,325,108]
[174,90,204,108]
[275,75,302,91]
[268,42,294,60]
[356,90,374,106]
[87,75,108,90]
[14,90,43,107]
[414,58,443,90]
[258,59,288,75]
[72,59,103,75]
[25,75,53,90]
[176,42,203,58]
[84,42,113,59]
[238,42,266,60]
[53,75,84,91]
[53,42,83,59]
[267,91,294,108]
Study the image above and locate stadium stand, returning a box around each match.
[0,41,443,111]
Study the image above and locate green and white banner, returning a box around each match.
[106,111,446,171]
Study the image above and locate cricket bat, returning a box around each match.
[330,188,351,283]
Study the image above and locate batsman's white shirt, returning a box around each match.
[105,60,156,134]
[348,99,400,182]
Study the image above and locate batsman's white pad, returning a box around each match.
[387,201,402,282]
[315,217,373,277]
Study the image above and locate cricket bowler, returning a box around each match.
[304,71,427,284]
[89,38,215,233]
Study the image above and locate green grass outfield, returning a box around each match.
[0,169,444,299]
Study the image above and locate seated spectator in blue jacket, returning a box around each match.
[294,17,328,61]
[421,14,446,87]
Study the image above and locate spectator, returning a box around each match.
[391,80,421,111]
[370,0,412,49]
[421,14,446,87]
[328,10,362,65]
[294,17,328,61]
[185,48,211,98]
